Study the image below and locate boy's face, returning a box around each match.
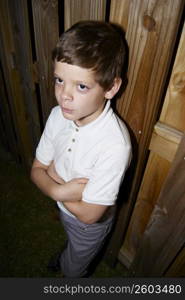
[54,62,108,126]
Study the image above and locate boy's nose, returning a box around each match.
[61,86,73,101]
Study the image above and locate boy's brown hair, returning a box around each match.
[52,20,128,90]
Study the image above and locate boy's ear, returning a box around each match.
[105,78,122,99]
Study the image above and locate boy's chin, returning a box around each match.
[62,112,81,124]
[62,113,75,121]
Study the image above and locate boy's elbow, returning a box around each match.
[30,166,39,184]
[30,167,35,183]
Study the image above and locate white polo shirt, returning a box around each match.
[36,100,132,218]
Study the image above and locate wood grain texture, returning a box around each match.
[9,0,41,153]
[119,18,185,270]
[32,0,59,124]
[111,0,184,156]
[149,122,183,162]
[130,134,185,276]
[0,0,34,167]
[119,152,170,268]
[105,0,184,265]
[110,0,130,30]
[64,0,107,30]
[0,60,18,160]
[160,22,185,132]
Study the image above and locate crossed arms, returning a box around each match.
[30,159,108,224]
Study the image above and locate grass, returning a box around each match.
[0,147,129,278]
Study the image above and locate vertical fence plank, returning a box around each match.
[32,0,59,124]
[8,0,41,152]
[0,64,18,159]
[0,0,34,167]
[160,22,185,132]
[109,0,130,29]
[64,0,107,29]
[105,0,184,265]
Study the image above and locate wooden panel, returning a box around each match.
[110,0,130,30]
[8,0,41,152]
[0,64,18,159]
[130,134,185,276]
[119,152,170,268]
[0,0,34,167]
[32,0,59,124]
[64,0,107,30]
[105,0,184,265]
[112,0,183,179]
[118,17,185,270]
[160,22,185,132]
[149,122,183,162]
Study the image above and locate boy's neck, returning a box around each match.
[75,100,107,127]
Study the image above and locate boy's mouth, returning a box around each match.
[61,107,73,114]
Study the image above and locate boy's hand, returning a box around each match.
[47,161,88,201]
[57,177,89,202]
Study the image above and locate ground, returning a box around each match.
[0,146,129,278]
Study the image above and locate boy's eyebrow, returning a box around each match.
[54,72,61,77]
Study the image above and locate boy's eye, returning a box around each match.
[54,77,64,85]
[78,84,89,92]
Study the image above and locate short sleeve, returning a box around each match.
[82,143,131,206]
[36,108,56,165]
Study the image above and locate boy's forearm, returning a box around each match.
[63,201,108,224]
[31,166,64,201]
[31,164,84,202]
[31,164,107,224]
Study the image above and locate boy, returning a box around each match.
[31,21,131,278]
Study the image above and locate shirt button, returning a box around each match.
[68,148,72,152]
[72,138,75,142]
[75,128,79,132]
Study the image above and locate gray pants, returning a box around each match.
[59,210,114,277]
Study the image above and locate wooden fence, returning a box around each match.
[120,20,185,276]
[0,0,184,276]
